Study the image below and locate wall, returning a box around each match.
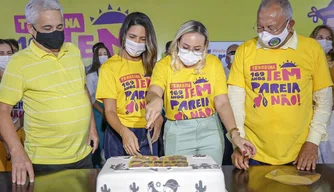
[0,0,332,65]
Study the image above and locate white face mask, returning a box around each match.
[0,55,10,71]
[258,21,290,48]
[99,55,108,64]
[125,39,146,57]
[229,55,235,64]
[178,48,203,66]
[318,39,333,54]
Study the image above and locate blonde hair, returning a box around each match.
[169,20,209,74]
[310,25,334,60]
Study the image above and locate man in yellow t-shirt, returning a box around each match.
[0,0,98,185]
[228,0,332,170]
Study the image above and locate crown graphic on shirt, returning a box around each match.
[193,77,209,84]
[280,60,297,68]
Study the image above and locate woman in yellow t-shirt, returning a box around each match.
[0,39,24,171]
[145,20,256,165]
[310,25,334,84]
[310,25,334,164]
[96,12,163,159]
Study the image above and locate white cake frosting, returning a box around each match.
[96,155,225,192]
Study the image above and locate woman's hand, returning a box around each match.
[232,133,256,158]
[145,97,163,129]
[121,128,141,156]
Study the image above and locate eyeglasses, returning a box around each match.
[253,20,289,34]
[178,47,203,56]
[227,51,236,55]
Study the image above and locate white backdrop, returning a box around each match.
[208,41,243,67]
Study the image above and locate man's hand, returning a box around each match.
[4,142,11,160]
[149,116,163,144]
[11,148,34,185]
[232,149,249,170]
[293,141,318,171]
[87,125,99,154]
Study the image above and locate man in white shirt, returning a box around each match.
[228,0,333,171]
[224,44,239,80]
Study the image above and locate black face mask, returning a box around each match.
[32,25,64,50]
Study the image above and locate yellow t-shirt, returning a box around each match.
[0,41,91,164]
[96,54,150,128]
[150,54,227,120]
[34,169,94,191]
[228,35,333,165]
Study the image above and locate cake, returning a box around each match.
[96,155,225,192]
[129,155,188,168]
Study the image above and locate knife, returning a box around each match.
[147,130,153,155]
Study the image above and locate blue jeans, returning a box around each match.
[222,123,233,165]
[249,159,293,166]
[104,126,158,159]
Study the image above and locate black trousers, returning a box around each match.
[33,153,93,173]
[222,123,233,165]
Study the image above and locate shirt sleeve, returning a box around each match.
[227,45,245,88]
[150,57,168,91]
[86,73,97,103]
[81,64,87,85]
[307,87,333,145]
[0,57,25,106]
[228,85,246,138]
[96,65,117,100]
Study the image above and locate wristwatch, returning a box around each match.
[228,127,240,139]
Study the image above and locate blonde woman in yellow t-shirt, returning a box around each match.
[96,12,163,158]
[145,20,256,165]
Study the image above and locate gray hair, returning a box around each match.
[258,0,293,20]
[25,0,63,24]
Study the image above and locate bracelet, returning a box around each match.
[228,127,240,139]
